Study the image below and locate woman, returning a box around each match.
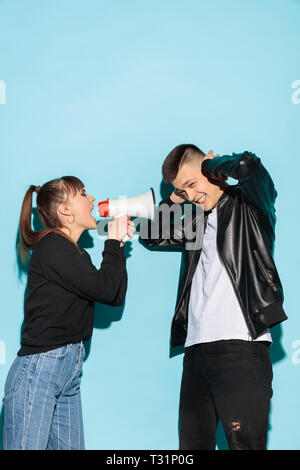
[2,176,135,450]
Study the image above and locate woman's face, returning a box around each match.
[65,188,97,232]
[68,187,97,231]
[57,186,97,241]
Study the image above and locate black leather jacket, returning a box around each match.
[139,151,287,347]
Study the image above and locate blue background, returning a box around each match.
[0,0,299,450]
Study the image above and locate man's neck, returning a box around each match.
[211,182,229,210]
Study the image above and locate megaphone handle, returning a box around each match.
[113,214,130,244]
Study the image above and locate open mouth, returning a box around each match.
[194,194,206,205]
[90,206,96,218]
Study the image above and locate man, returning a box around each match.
[139,144,287,450]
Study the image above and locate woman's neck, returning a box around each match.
[60,226,84,243]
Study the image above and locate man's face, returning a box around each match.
[172,160,225,211]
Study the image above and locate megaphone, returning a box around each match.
[98,188,156,242]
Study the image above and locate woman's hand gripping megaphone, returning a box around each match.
[98,189,156,244]
[106,215,135,246]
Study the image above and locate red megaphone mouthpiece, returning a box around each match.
[98,199,110,217]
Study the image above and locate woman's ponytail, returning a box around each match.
[18,185,41,264]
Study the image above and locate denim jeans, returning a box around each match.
[179,340,273,450]
[2,341,85,450]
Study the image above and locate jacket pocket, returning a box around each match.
[253,250,279,293]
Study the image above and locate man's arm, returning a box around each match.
[201,151,277,227]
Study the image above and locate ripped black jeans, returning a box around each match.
[179,340,273,450]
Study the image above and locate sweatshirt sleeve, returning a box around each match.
[38,235,127,305]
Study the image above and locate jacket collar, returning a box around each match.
[217,184,236,208]
[204,184,233,217]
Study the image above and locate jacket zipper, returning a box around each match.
[253,250,279,293]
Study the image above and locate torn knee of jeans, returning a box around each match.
[228,420,246,450]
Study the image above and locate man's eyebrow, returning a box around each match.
[174,179,196,193]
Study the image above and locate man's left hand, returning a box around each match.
[202,150,227,182]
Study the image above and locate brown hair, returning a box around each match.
[162,144,205,183]
[18,176,84,265]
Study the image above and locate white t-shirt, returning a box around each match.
[185,206,272,347]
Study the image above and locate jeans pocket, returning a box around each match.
[254,344,273,392]
[42,344,70,359]
[4,355,31,397]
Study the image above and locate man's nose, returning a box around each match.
[186,189,195,201]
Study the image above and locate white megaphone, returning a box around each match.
[98,188,156,242]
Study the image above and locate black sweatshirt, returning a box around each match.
[18,233,127,356]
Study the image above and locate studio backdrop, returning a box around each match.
[0,0,299,450]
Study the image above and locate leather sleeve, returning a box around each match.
[201,151,277,228]
[139,196,186,247]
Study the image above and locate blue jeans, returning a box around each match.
[2,342,85,450]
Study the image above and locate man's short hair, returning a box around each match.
[162,144,205,183]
